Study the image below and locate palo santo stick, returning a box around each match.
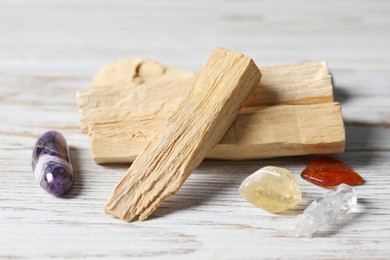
[77,60,332,132]
[77,77,194,132]
[91,58,193,88]
[245,61,333,106]
[90,103,345,164]
[91,58,332,104]
[104,47,261,221]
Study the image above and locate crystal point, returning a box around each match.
[239,166,302,213]
[296,184,357,236]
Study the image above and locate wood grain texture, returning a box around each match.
[77,77,194,132]
[0,0,390,259]
[77,60,332,132]
[90,58,193,88]
[104,47,261,221]
[90,103,345,163]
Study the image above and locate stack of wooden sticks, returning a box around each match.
[76,48,345,221]
[77,52,344,164]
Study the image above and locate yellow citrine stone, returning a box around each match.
[239,166,302,213]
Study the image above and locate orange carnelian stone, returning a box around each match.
[301,156,363,188]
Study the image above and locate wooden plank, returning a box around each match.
[104,47,261,221]
[76,60,333,132]
[90,102,345,163]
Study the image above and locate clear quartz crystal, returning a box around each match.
[296,184,357,236]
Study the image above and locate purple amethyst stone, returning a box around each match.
[32,131,73,195]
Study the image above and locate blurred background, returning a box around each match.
[1,0,388,147]
[1,0,389,70]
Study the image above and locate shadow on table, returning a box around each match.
[152,157,312,219]
[334,84,380,166]
[341,120,379,167]
[63,146,84,198]
[333,86,351,104]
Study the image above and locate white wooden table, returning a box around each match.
[1,1,389,259]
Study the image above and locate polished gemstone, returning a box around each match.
[296,184,357,236]
[301,156,363,188]
[32,131,73,195]
[239,166,302,213]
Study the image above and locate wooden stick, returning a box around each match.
[90,103,345,164]
[77,60,333,132]
[104,47,261,221]
[77,77,193,132]
[90,58,193,88]
[246,61,333,106]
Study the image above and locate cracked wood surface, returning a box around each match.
[0,0,389,259]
